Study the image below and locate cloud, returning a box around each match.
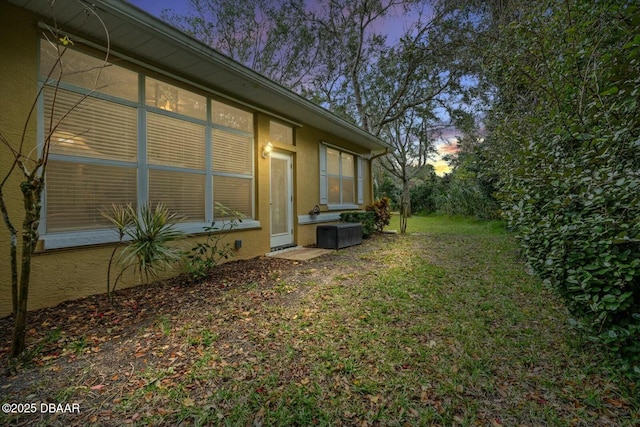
[438,142,460,156]
[427,133,461,175]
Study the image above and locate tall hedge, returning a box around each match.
[483,1,640,374]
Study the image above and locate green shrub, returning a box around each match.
[434,176,500,220]
[186,202,245,280]
[410,183,437,214]
[374,176,400,210]
[366,197,392,232]
[483,0,640,375]
[339,211,375,237]
[506,151,640,374]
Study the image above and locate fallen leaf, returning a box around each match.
[183,397,195,407]
[90,384,106,391]
[606,398,627,408]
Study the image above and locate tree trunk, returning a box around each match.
[0,192,18,314]
[10,219,34,358]
[10,179,42,357]
[399,179,411,234]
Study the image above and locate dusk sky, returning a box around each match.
[128,0,182,17]
[127,0,425,42]
[126,0,456,174]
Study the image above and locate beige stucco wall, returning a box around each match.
[293,121,374,247]
[0,3,40,318]
[0,3,377,318]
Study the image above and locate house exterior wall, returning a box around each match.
[0,3,40,318]
[294,124,374,246]
[0,3,377,318]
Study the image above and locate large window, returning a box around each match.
[320,144,364,208]
[40,41,255,246]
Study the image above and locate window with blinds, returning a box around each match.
[44,87,138,233]
[46,161,137,232]
[147,112,207,221]
[320,144,363,208]
[149,169,206,221]
[40,40,255,241]
[45,87,138,162]
[326,147,355,205]
[212,129,254,216]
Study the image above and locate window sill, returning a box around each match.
[327,204,359,211]
[298,212,341,225]
[41,219,261,250]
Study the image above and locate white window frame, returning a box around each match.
[319,142,364,211]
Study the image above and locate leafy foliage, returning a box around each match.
[467,0,640,374]
[339,211,376,237]
[365,197,392,232]
[433,174,499,220]
[408,162,499,220]
[185,202,245,280]
[409,182,437,215]
[374,175,400,210]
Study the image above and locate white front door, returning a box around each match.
[270,151,294,249]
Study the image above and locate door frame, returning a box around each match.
[270,151,294,249]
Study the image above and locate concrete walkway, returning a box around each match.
[266,246,334,261]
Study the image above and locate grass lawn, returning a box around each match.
[1,215,637,426]
[387,213,507,235]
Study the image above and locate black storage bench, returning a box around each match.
[316,223,362,249]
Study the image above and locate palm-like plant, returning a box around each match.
[102,203,135,302]
[103,203,184,301]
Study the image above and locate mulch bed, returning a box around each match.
[0,256,298,374]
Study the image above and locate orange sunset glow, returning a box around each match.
[429,135,460,175]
